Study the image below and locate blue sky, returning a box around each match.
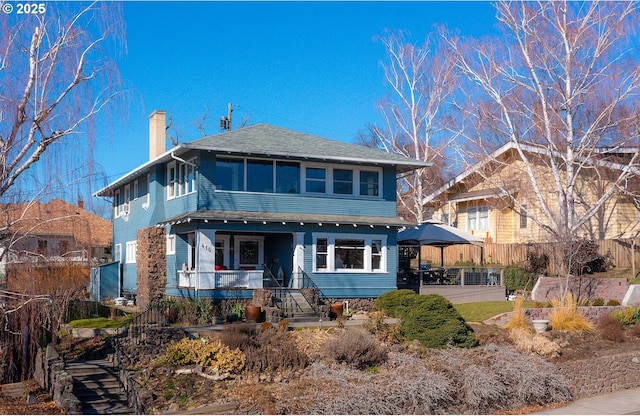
[95,1,499,187]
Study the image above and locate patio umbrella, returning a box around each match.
[397,220,484,266]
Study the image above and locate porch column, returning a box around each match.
[196,229,216,289]
[292,232,305,289]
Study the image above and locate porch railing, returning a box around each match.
[177,269,264,289]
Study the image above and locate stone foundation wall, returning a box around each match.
[136,227,166,310]
[557,351,640,399]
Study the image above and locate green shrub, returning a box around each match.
[591,297,605,306]
[503,264,536,293]
[375,291,477,348]
[606,299,621,306]
[399,295,477,348]
[612,307,640,327]
[374,289,420,317]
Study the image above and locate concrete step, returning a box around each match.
[66,359,133,415]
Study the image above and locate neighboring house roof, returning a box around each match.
[1,199,112,248]
[159,210,415,228]
[423,141,638,205]
[95,123,430,196]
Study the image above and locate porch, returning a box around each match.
[177,268,289,289]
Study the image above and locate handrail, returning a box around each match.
[262,264,284,288]
[297,267,325,315]
[110,336,143,414]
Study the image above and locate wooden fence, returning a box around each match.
[418,239,640,273]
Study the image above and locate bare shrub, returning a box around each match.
[242,327,309,372]
[362,310,403,344]
[429,344,571,413]
[218,322,256,350]
[629,323,640,338]
[508,328,561,357]
[597,314,626,343]
[326,327,387,369]
[296,357,455,415]
[484,344,572,407]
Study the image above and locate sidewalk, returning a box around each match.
[529,387,640,415]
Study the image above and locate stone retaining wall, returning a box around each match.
[119,327,186,366]
[532,277,629,303]
[557,351,640,399]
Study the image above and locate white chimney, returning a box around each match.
[149,110,166,160]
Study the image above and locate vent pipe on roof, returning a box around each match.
[149,110,166,160]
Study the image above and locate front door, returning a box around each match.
[234,236,264,270]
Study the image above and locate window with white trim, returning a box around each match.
[123,184,131,214]
[114,243,122,263]
[166,234,176,255]
[312,233,387,273]
[305,167,326,193]
[114,190,122,218]
[467,206,488,231]
[519,204,528,229]
[133,179,139,200]
[167,158,197,199]
[125,241,137,264]
[359,170,379,196]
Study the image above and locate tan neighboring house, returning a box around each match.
[0,199,112,282]
[422,142,640,245]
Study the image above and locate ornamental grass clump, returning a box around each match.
[548,292,594,333]
[502,296,533,332]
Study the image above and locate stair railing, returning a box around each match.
[110,336,143,415]
[298,267,325,316]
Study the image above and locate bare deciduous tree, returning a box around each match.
[445,0,640,274]
[372,30,457,223]
[0,1,124,255]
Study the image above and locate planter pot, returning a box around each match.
[329,303,344,320]
[245,305,262,322]
[226,313,238,323]
[212,316,223,325]
[532,319,550,333]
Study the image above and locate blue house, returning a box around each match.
[94,111,428,306]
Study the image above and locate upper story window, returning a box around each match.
[304,165,382,197]
[214,157,381,198]
[333,169,353,194]
[216,158,244,191]
[305,167,326,193]
[359,170,380,197]
[114,189,122,218]
[247,159,274,193]
[276,161,300,193]
[167,158,197,200]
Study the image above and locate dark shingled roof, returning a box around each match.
[96,123,428,196]
[186,123,428,172]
